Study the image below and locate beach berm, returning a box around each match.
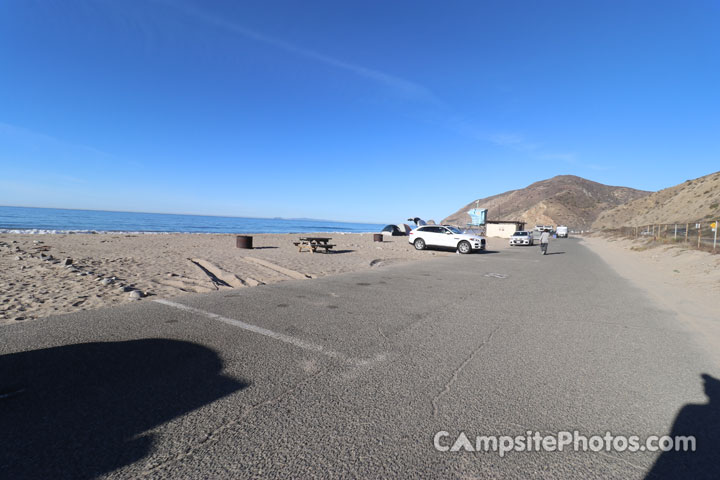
[0,232,487,323]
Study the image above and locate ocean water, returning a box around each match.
[0,206,385,235]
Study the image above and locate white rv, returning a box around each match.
[556,225,568,238]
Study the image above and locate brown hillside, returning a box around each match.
[443,175,649,230]
[593,171,720,228]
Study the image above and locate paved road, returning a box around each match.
[2,239,718,479]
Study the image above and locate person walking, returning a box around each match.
[540,230,550,255]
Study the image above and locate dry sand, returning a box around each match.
[1,233,504,324]
[6,230,717,364]
[582,236,720,365]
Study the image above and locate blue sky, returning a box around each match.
[1,0,718,223]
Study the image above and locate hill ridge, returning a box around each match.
[442,175,650,230]
[593,171,720,228]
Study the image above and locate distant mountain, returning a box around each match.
[443,175,650,230]
[593,171,720,229]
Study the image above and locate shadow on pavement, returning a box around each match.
[545,252,565,255]
[645,373,720,479]
[0,339,247,479]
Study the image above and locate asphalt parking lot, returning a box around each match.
[2,238,718,479]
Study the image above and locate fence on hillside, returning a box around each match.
[608,220,719,253]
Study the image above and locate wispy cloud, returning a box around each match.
[442,118,544,155]
[53,174,87,184]
[163,1,442,106]
[0,122,113,159]
[584,163,610,171]
[450,121,607,170]
[538,152,577,162]
[486,133,541,153]
[153,3,585,166]
[538,151,609,171]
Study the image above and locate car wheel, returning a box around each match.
[458,241,471,254]
[414,238,426,250]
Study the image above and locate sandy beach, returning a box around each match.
[4,231,717,333]
[1,232,505,324]
[582,236,720,298]
[582,235,720,364]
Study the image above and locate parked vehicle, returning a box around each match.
[381,224,413,236]
[509,231,534,246]
[556,225,568,238]
[408,225,486,254]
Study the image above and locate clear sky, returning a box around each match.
[1,0,718,223]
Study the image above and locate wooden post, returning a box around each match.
[685,223,689,242]
[674,224,677,240]
[698,223,702,248]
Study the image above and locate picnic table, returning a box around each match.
[293,236,336,253]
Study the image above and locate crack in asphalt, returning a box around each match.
[431,323,502,417]
[137,370,326,477]
[137,345,390,477]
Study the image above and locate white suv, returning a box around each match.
[408,225,486,254]
[509,231,534,246]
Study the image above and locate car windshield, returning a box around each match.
[514,232,528,236]
[445,226,462,234]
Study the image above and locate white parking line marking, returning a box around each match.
[484,272,509,279]
[154,299,384,367]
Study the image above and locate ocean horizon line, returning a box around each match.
[0,206,386,235]
[0,205,382,226]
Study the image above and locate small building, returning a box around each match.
[485,220,526,238]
